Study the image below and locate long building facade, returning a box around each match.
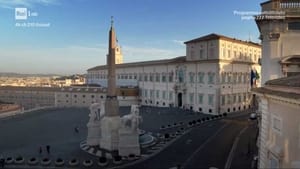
[0,86,138,110]
[87,33,262,115]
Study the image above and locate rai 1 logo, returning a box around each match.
[15,8,28,20]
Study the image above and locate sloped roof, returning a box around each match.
[88,56,186,71]
[184,33,261,47]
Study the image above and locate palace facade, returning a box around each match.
[87,33,262,115]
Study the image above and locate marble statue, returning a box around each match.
[121,105,142,132]
[89,102,105,122]
[118,105,141,156]
[86,102,105,146]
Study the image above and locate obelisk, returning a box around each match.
[99,17,121,151]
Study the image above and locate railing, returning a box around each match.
[280,1,300,9]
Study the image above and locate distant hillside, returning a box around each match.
[0,72,62,77]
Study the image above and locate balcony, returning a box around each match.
[279,0,300,9]
[173,82,187,92]
[258,0,300,20]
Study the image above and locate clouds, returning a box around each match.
[172,39,185,46]
[0,0,58,9]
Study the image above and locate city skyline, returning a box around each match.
[0,0,264,74]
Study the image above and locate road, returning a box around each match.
[126,113,257,169]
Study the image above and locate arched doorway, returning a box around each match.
[177,93,183,107]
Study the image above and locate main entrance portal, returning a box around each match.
[177,93,182,107]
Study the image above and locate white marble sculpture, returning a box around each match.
[120,105,142,132]
[118,105,142,156]
[86,102,105,146]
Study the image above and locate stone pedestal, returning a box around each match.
[118,128,140,156]
[99,116,121,151]
[86,121,101,146]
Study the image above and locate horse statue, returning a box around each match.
[121,105,142,132]
[88,102,105,123]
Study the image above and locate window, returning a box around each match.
[208,94,214,106]
[208,72,215,84]
[228,50,231,58]
[150,90,154,98]
[198,72,204,83]
[190,50,195,59]
[223,48,226,58]
[189,73,195,83]
[221,95,225,105]
[162,74,167,82]
[243,73,247,84]
[156,73,160,82]
[168,73,173,82]
[144,74,148,82]
[269,155,280,169]
[227,73,231,83]
[144,89,148,97]
[198,94,203,104]
[209,48,214,58]
[272,116,282,133]
[178,69,184,83]
[82,95,85,98]
[74,94,77,98]
[91,95,94,98]
[138,74,142,81]
[189,93,194,103]
[238,74,242,83]
[233,73,237,83]
[199,49,204,59]
[238,94,241,103]
[169,91,173,101]
[156,90,160,99]
[162,91,166,100]
[221,73,226,83]
[227,95,231,104]
[288,22,300,30]
[149,74,153,82]
[233,94,236,103]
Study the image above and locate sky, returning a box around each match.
[0,0,265,75]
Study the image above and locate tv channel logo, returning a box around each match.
[15,8,28,20]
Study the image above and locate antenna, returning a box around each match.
[111,16,114,27]
[248,32,251,42]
